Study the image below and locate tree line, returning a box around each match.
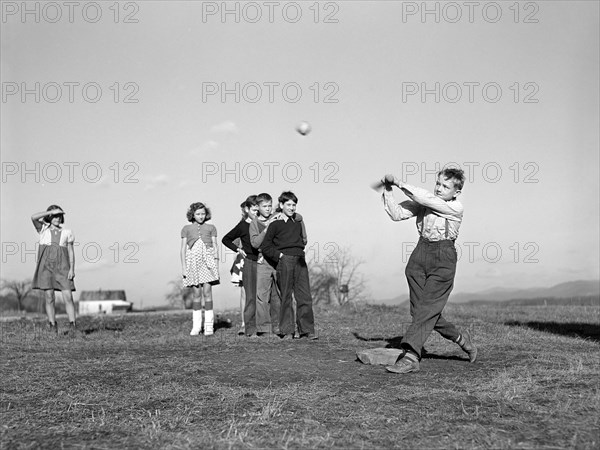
[167,246,368,308]
[2,247,368,313]
[0,279,67,314]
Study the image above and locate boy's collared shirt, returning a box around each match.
[249,216,273,250]
[382,184,463,241]
[249,213,308,250]
[249,216,271,265]
[260,213,307,263]
[278,213,308,245]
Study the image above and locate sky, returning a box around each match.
[1,1,599,311]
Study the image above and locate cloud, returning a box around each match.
[210,121,238,134]
[136,237,156,246]
[144,174,169,191]
[177,179,195,189]
[189,140,219,156]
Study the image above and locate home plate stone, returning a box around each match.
[356,348,404,365]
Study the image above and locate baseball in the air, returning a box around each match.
[296,121,311,136]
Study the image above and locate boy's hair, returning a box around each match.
[438,168,465,191]
[256,193,272,205]
[44,204,64,224]
[187,202,212,222]
[278,191,298,205]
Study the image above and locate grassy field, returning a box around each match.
[1,303,599,449]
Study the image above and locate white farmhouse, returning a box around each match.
[78,289,132,315]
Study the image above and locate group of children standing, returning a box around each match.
[31,169,477,375]
[181,191,317,340]
[29,191,317,341]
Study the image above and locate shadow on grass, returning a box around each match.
[80,317,233,335]
[81,325,125,335]
[352,331,403,348]
[352,332,465,361]
[505,321,600,342]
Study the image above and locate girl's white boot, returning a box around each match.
[204,310,214,336]
[190,310,203,336]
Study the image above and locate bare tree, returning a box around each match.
[1,279,33,313]
[165,278,194,309]
[308,264,337,305]
[308,246,368,306]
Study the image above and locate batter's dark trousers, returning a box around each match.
[401,238,461,358]
[276,255,315,336]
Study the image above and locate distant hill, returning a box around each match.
[451,280,599,303]
[367,294,408,306]
[371,280,599,306]
[466,295,599,307]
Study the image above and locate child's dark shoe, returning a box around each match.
[300,333,319,340]
[460,330,478,363]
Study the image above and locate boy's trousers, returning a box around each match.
[276,255,315,336]
[256,261,281,333]
[401,238,461,358]
[242,258,258,336]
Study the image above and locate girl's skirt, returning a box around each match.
[32,244,76,291]
[183,240,220,287]
[230,253,244,286]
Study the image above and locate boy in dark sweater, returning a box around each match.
[261,191,317,340]
[222,196,260,337]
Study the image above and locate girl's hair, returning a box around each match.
[44,204,65,224]
[240,195,257,219]
[244,195,257,208]
[187,202,212,223]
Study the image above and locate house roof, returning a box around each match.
[79,290,127,301]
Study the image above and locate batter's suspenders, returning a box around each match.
[422,210,450,240]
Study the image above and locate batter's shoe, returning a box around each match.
[385,355,420,374]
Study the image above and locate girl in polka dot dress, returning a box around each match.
[180,202,220,336]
